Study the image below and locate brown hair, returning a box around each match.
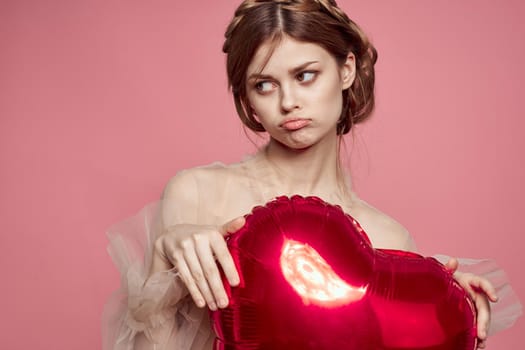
[223,0,377,135]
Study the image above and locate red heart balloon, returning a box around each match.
[210,195,477,349]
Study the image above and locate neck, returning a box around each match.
[262,135,350,197]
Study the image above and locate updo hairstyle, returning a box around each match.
[223,0,377,135]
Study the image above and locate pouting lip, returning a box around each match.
[279,118,311,128]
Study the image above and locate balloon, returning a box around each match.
[210,195,477,349]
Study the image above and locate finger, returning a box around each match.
[195,238,230,309]
[477,338,486,349]
[444,257,459,273]
[474,293,491,340]
[183,245,218,310]
[211,233,240,287]
[471,277,499,303]
[175,257,206,308]
[220,216,246,236]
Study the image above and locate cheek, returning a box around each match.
[248,94,276,119]
[246,92,260,117]
[310,79,344,118]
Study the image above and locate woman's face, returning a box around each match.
[245,35,355,150]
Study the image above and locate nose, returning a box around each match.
[280,84,300,113]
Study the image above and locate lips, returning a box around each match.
[280,118,311,131]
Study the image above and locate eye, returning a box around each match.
[297,71,317,83]
[254,81,277,93]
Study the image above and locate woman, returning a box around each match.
[103,1,516,349]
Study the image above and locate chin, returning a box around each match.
[277,138,320,152]
[271,128,337,151]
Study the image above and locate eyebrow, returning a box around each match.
[247,60,319,81]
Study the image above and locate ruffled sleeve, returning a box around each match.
[102,196,215,350]
[433,254,523,335]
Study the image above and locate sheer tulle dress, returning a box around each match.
[102,151,522,350]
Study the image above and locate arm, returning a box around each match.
[128,169,244,349]
[156,169,243,310]
[127,170,200,324]
[104,170,229,350]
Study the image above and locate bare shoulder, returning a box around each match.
[162,162,232,200]
[350,196,416,251]
[160,163,238,225]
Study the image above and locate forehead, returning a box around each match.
[247,35,335,76]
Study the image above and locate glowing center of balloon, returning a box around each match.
[280,239,367,307]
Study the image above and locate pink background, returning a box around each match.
[1,0,523,348]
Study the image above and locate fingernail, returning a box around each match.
[209,302,217,311]
[196,299,205,308]
[218,298,228,308]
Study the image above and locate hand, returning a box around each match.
[445,257,499,349]
[152,217,246,311]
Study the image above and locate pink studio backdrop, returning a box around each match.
[1,0,523,348]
